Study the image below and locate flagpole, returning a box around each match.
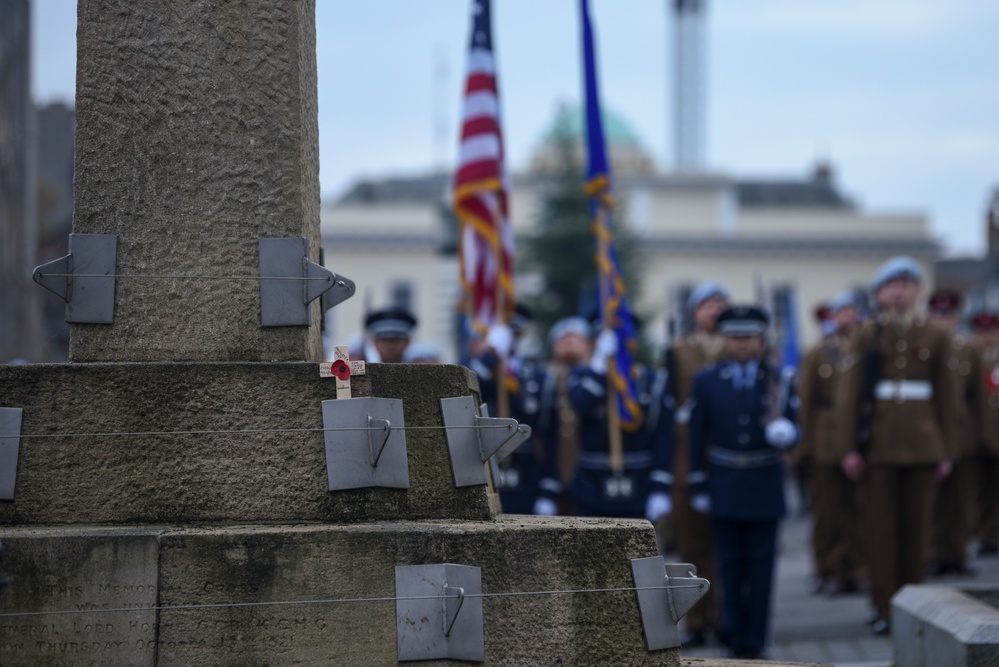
[596,206,624,473]
[494,221,511,419]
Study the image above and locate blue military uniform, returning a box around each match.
[687,305,798,659]
[552,364,674,518]
[464,307,556,514]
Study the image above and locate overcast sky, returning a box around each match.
[32,0,999,256]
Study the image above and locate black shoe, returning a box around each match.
[979,542,999,556]
[872,618,891,636]
[824,578,862,596]
[729,648,763,660]
[681,629,705,647]
[926,561,947,577]
[807,574,829,595]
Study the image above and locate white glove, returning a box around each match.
[486,324,514,359]
[645,492,673,522]
[533,497,558,516]
[765,417,798,449]
[691,493,711,515]
[589,329,618,374]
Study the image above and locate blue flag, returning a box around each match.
[580,0,643,432]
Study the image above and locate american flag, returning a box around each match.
[454,0,514,332]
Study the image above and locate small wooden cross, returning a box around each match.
[320,345,366,399]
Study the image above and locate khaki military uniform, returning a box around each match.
[976,345,999,551]
[796,333,865,590]
[930,336,983,570]
[837,314,960,620]
[670,333,724,634]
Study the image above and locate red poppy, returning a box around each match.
[331,360,351,381]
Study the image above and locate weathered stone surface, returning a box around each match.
[0,527,159,666]
[681,660,825,666]
[893,584,999,667]
[71,0,323,363]
[0,518,675,666]
[0,362,497,524]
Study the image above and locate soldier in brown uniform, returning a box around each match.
[797,292,865,595]
[668,281,729,646]
[837,257,959,636]
[927,290,982,576]
[971,312,999,555]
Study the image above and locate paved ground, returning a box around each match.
[670,499,999,666]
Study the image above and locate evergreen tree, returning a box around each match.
[521,117,644,355]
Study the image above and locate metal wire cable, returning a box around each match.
[0,584,706,619]
[2,424,516,440]
[33,273,336,281]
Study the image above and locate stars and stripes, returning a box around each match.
[454,0,514,331]
[581,0,643,433]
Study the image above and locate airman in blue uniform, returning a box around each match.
[687,305,798,660]
[533,317,594,516]
[550,328,675,520]
[464,305,550,514]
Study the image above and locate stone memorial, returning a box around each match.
[0,1,707,665]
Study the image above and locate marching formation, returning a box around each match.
[439,255,997,661]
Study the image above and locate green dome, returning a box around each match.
[541,102,644,149]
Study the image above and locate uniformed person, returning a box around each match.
[533,317,594,516]
[927,290,981,576]
[796,291,866,595]
[465,305,549,514]
[971,311,999,555]
[836,257,960,635]
[687,305,798,660]
[554,325,675,519]
[364,307,418,363]
[666,281,729,646]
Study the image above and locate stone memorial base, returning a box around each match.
[0,518,668,666]
[0,363,681,665]
[893,583,999,667]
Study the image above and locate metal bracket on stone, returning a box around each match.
[0,408,24,501]
[630,557,711,650]
[321,397,409,491]
[258,237,355,327]
[440,396,531,488]
[32,233,117,323]
[396,563,484,662]
[479,404,503,491]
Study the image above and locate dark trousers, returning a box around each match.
[977,454,999,545]
[931,456,973,566]
[812,465,865,583]
[865,465,936,619]
[711,518,779,655]
[674,484,718,632]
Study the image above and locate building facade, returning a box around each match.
[321,109,939,362]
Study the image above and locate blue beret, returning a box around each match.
[871,256,923,292]
[688,281,730,312]
[828,290,859,313]
[548,317,593,347]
